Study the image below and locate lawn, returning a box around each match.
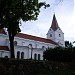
[38,70,75,75]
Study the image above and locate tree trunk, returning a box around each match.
[8,29,15,58]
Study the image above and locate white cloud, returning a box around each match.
[21,0,75,42]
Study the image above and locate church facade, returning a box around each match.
[0,14,65,60]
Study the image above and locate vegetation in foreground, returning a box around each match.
[0,58,75,75]
[38,70,75,75]
[43,46,75,62]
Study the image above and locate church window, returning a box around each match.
[21,52,24,59]
[5,56,8,58]
[29,44,32,48]
[42,46,44,49]
[34,53,37,60]
[42,46,46,50]
[50,34,52,37]
[14,41,17,46]
[59,34,61,37]
[17,51,20,59]
[38,54,41,60]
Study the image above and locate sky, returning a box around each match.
[20,0,75,44]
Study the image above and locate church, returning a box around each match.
[0,14,65,60]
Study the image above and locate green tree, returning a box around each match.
[43,46,64,61]
[65,41,73,48]
[0,0,49,58]
[43,46,74,62]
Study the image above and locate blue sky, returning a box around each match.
[20,0,75,43]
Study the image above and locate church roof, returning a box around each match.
[51,14,59,31]
[0,46,9,51]
[0,28,6,35]
[16,33,58,45]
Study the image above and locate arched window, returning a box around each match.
[42,46,44,49]
[38,54,41,60]
[29,44,32,48]
[21,52,24,59]
[34,54,37,60]
[42,46,46,50]
[17,51,20,59]
[14,41,17,46]
[5,56,8,58]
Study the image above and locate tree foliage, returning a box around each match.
[65,41,73,48]
[43,46,75,62]
[0,0,50,58]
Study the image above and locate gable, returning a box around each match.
[56,28,64,34]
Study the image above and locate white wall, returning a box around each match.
[47,28,55,41]
[0,50,10,58]
[14,37,56,60]
[47,27,65,47]
[14,37,56,49]
[55,28,65,47]
[0,33,56,60]
[0,34,9,47]
[14,46,29,59]
[32,49,43,60]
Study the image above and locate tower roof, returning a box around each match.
[51,14,59,31]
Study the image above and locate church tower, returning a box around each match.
[47,14,65,47]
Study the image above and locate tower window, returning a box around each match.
[50,34,52,37]
[59,34,61,37]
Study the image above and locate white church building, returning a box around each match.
[0,14,65,60]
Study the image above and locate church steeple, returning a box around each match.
[47,14,65,47]
[51,14,59,31]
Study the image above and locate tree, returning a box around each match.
[0,0,49,58]
[43,46,64,61]
[65,41,73,48]
[43,46,74,62]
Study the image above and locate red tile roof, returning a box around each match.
[16,33,58,45]
[0,29,6,35]
[51,14,59,31]
[0,46,9,51]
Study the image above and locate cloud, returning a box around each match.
[20,0,74,42]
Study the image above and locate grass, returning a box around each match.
[38,70,75,75]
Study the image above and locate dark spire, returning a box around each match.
[51,14,59,31]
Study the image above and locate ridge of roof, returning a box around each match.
[51,14,59,31]
[16,33,58,45]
